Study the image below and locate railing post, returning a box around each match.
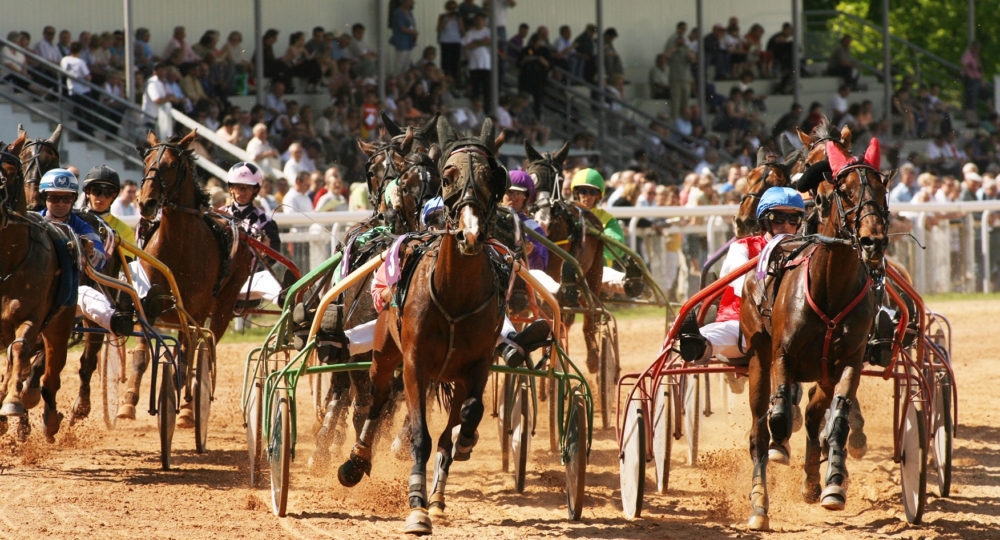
[309,223,329,272]
[628,217,639,251]
[914,212,927,294]
[982,210,992,293]
[966,212,977,293]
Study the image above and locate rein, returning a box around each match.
[140,143,203,217]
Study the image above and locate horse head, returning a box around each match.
[136,130,199,219]
[359,130,411,211]
[735,147,798,238]
[807,124,889,269]
[391,146,441,234]
[382,112,439,154]
[0,134,27,221]
[524,140,570,230]
[19,124,62,211]
[437,116,507,255]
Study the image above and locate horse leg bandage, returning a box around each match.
[768,385,792,444]
[429,452,448,510]
[823,395,852,486]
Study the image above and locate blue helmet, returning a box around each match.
[420,196,445,227]
[39,168,80,194]
[756,186,805,219]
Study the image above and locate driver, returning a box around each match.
[568,168,629,293]
[222,162,285,304]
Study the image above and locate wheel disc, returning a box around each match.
[931,374,953,497]
[619,401,645,519]
[684,374,700,466]
[652,381,673,494]
[158,362,176,470]
[101,337,126,430]
[194,341,213,453]
[565,395,587,520]
[900,402,927,524]
[246,381,264,486]
[511,381,530,493]
[270,389,291,517]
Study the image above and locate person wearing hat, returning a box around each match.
[503,170,549,271]
[570,168,625,264]
[81,165,134,254]
[40,168,133,336]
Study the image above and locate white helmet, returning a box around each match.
[227,162,263,186]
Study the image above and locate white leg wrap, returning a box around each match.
[77,285,114,332]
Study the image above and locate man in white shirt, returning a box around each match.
[142,62,180,138]
[829,84,851,124]
[282,143,314,180]
[463,13,492,106]
[264,81,287,124]
[35,26,62,64]
[246,123,283,177]
[60,42,95,136]
[281,171,315,214]
[111,179,139,218]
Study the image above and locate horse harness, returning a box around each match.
[0,144,25,229]
[20,138,58,185]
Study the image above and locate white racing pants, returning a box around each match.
[338,313,519,357]
[77,285,115,333]
[700,319,749,364]
[127,261,281,305]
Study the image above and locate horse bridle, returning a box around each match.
[140,143,197,215]
[364,143,404,209]
[741,160,791,205]
[0,145,24,228]
[828,163,890,241]
[20,139,58,185]
[443,146,502,231]
[396,153,441,231]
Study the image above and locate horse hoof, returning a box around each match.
[177,407,195,429]
[337,456,371,488]
[116,403,136,420]
[820,485,847,511]
[404,508,433,536]
[14,417,30,442]
[44,409,63,443]
[747,513,770,531]
[22,388,41,410]
[0,401,27,417]
[848,431,868,460]
[428,503,446,519]
[792,404,803,433]
[768,441,791,465]
[71,396,91,424]
[451,428,479,462]
[802,477,822,503]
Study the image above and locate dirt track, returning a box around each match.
[0,298,997,539]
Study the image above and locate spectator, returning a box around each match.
[346,24,378,78]
[649,53,670,100]
[960,170,982,201]
[108,31,126,69]
[800,101,824,135]
[305,26,327,57]
[141,62,177,136]
[892,86,917,139]
[61,42,95,136]
[703,24,729,81]
[665,27,695,120]
[35,26,62,64]
[452,97,486,132]
[264,81,288,124]
[603,28,623,79]
[458,0,483,29]
[712,86,749,147]
[162,26,199,64]
[246,123,282,174]
[890,163,917,203]
[723,22,747,79]
[463,13,492,105]
[926,131,964,177]
[438,1,465,80]
[180,62,209,104]
[979,176,998,200]
[315,167,348,211]
[97,70,126,135]
[111,179,138,218]
[390,0,419,75]
[508,23,530,62]
[2,31,41,95]
[221,31,252,77]
[282,142,311,180]
[552,25,577,75]
[827,34,861,90]
[830,84,850,124]
[766,23,794,77]
[77,31,94,68]
[56,30,72,57]
[573,24,598,84]
[216,114,243,147]
[961,41,984,126]
[134,28,157,74]
[675,105,695,138]
[772,102,802,146]
[282,171,314,213]
[637,181,658,207]
[745,24,769,77]
[518,33,551,119]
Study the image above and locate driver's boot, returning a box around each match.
[501,320,553,369]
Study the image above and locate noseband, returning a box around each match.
[140,143,196,215]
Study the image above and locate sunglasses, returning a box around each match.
[765,212,802,226]
[46,193,76,204]
[87,186,118,198]
[575,187,601,197]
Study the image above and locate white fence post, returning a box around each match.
[984,211,993,293]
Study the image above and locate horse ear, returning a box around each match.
[178,129,198,148]
[400,127,414,154]
[840,124,853,149]
[358,138,376,157]
[480,118,496,153]
[48,124,63,147]
[428,143,441,162]
[554,140,571,165]
[756,146,767,165]
[525,141,544,163]
[17,124,26,140]
[146,130,160,147]
[796,126,811,146]
[437,116,457,149]
[421,113,440,144]
[8,132,27,155]
[380,111,402,138]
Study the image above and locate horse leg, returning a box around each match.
[766,353,793,465]
[1,322,41,418]
[820,365,862,511]
[71,329,102,423]
[310,371,352,472]
[392,413,413,460]
[22,345,45,410]
[39,312,73,442]
[118,336,150,420]
[338,346,401,488]
[747,353,772,531]
[176,339,195,429]
[402,370,433,536]
[427,382,468,519]
[802,384,832,502]
[847,397,867,459]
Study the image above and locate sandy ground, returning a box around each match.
[0,298,997,539]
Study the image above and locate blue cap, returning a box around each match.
[420,196,445,226]
[756,186,805,219]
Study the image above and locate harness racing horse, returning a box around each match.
[524,141,606,372]
[0,135,77,442]
[741,123,889,530]
[734,147,799,238]
[337,118,508,536]
[120,131,254,427]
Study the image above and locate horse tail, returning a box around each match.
[430,381,454,412]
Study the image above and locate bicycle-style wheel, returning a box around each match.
[564,394,587,520]
[101,336,127,429]
[901,401,927,524]
[497,374,511,472]
[598,329,620,430]
[193,340,214,453]
[158,361,177,470]
[652,380,673,494]
[511,379,530,493]
[684,374,701,466]
[246,380,264,486]
[269,389,292,517]
[931,371,953,498]
[619,400,645,519]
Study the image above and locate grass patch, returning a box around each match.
[922,292,1000,303]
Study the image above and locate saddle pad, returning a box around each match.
[383,234,410,288]
[43,221,81,308]
[756,234,791,283]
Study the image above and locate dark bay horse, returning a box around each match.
[0,134,76,442]
[337,118,508,536]
[734,147,799,238]
[741,123,889,530]
[119,130,253,426]
[524,142,605,372]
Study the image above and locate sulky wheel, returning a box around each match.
[511,378,531,493]
[564,394,588,520]
[619,400,645,519]
[598,329,620,430]
[652,379,673,494]
[193,340,214,453]
[246,380,264,487]
[497,374,512,472]
[158,361,177,470]
[931,371,953,498]
[683,374,701,466]
[269,388,292,517]
[900,401,928,524]
[101,336,127,430]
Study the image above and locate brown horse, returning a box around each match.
[17,123,61,212]
[337,118,507,536]
[734,147,799,238]
[741,123,889,530]
[524,141,605,372]
[0,134,76,442]
[119,131,253,427]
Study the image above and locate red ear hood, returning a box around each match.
[826,137,880,177]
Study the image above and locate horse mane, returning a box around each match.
[812,117,841,143]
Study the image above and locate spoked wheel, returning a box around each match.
[619,400,645,519]
[101,336,127,429]
[193,340,214,453]
[511,378,530,493]
[497,374,511,472]
[598,329,620,430]
[246,380,264,486]
[931,371,953,497]
[683,374,701,466]
[310,356,331,425]
[564,394,587,520]
[158,361,177,470]
[269,388,292,517]
[652,379,673,494]
[900,401,928,524]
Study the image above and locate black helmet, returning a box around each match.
[83,165,121,192]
